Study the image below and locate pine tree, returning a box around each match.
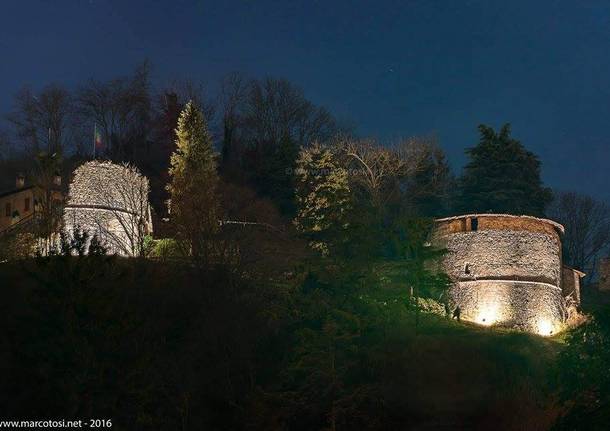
[88,234,108,256]
[294,143,351,256]
[167,101,219,263]
[457,124,552,216]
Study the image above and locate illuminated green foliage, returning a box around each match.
[167,101,219,263]
[294,143,351,256]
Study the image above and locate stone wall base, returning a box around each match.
[449,280,566,336]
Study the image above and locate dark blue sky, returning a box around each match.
[1,0,609,201]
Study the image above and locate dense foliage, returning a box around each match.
[294,143,351,256]
[554,298,610,429]
[457,124,553,216]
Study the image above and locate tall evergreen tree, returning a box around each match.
[457,124,552,216]
[294,143,351,256]
[167,101,219,263]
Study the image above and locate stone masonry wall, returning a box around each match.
[441,229,562,286]
[67,162,149,215]
[434,214,567,334]
[561,266,582,304]
[63,161,151,256]
[63,207,134,255]
[448,280,565,335]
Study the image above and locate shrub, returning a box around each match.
[150,238,185,260]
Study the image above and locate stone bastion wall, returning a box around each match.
[63,161,152,256]
[433,214,566,335]
[65,161,149,213]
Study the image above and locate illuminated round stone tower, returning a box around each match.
[434,214,567,335]
[63,161,152,256]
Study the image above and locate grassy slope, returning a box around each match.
[372,310,564,429]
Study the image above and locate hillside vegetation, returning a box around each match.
[2,76,610,430]
[1,256,608,430]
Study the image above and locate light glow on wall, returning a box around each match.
[536,318,555,336]
[475,305,499,326]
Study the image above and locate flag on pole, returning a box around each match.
[95,126,103,151]
[93,124,103,158]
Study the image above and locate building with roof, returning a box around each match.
[0,174,63,236]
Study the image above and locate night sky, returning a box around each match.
[1,0,609,202]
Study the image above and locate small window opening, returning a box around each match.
[470,217,478,231]
[464,263,471,274]
[5,203,10,217]
[24,197,30,212]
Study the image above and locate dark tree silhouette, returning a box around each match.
[7,84,74,155]
[547,191,610,276]
[75,61,151,162]
[240,78,339,213]
[456,124,552,216]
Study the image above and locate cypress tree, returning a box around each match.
[167,101,219,262]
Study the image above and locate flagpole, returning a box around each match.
[93,123,96,159]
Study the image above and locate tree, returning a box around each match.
[294,143,351,256]
[167,101,219,264]
[557,308,610,428]
[240,78,340,212]
[547,191,610,276]
[387,217,451,330]
[88,234,108,256]
[147,80,215,214]
[342,138,408,211]
[456,124,552,216]
[147,91,182,214]
[0,130,11,160]
[243,78,337,155]
[219,72,247,173]
[396,136,455,217]
[32,152,63,255]
[161,79,214,122]
[76,61,152,162]
[338,138,414,262]
[7,84,74,155]
[217,181,309,276]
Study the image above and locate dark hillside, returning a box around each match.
[3,257,604,430]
